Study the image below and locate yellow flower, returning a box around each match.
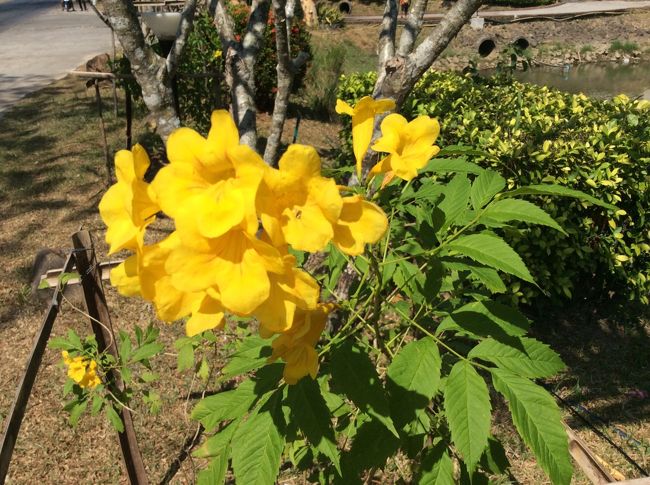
[370,113,440,181]
[269,303,334,384]
[258,144,343,252]
[62,351,101,389]
[213,49,223,59]
[99,145,159,254]
[336,96,395,178]
[333,195,388,256]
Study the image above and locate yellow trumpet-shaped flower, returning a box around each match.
[151,110,240,219]
[62,351,101,389]
[333,195,388,256]
[259,144,343,252]
[269,303,334,384]
[336,96,395,178]
[371,113,441,182]
[99,145,159,254]
[254,254,320,335]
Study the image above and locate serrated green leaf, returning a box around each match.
[192,381,258,430]
[194,420,239,458]
[221,336,272,379]
[91,393,104,415]
[49,337,77,351]
[119,331,132,363]
[438,174,471,232]
[491,369,572,485]
[444,361,491,471]
[469,337,565,378]
[482,199,566,234]
[287,378,341,473]
[387,338,441,429]
[69,400,87,427]
[471,171,506,209]
[452,300,530,338]
[130,342,163,363]
[469,266,507,293]
[197,357,210,381]
[503,184,615,210]
[418,441,455,485]
[330,342,398,437]
[446,232,534,284]
[481,437,510,475]
[38,278,51,289]
[343,419,400,474]
[197,452,229,485]
[231,393,284,485]
[106,404,124,433]
[177,343,195,372]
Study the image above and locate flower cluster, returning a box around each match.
[62,351,101,389]
[99,110,389,383]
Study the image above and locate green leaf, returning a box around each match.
[130,342,163,363]
[469,266,506,293]
[91,393,104,415]
[231,393,284,485]
[491,369,572,485]
[418,441,455,485]
[287,378,341,473]
[119,331,132,363]
[424,156,485,174]
[194,420,239,458]
[342,419,400,474]
[197,357,210,380]
[330,342,398,437]
[451,300,530,338]
[221,336,272,379]
[48,337,77,351]
[482,199,566,235]
[177,343,195,372]
[469,337,565,378]
[471,171,506,209]
[503,184,615,210]
[481,437,511,475]
[446,232,534,284]
[438,174,471,231]
[197,453,229,485]
[192,380,258,430]
[386,338,441,429]
[443,361,491,471]
[106,405,124,433]
[69,400,87,427]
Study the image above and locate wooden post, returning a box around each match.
[95,79,115,187]
[0,252,76,483]
[72,231,149,485]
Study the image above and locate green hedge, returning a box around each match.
[337,71,650,304]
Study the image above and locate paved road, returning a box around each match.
[346,0,650,23]
[0,0,112,115]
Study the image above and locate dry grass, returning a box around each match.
[0,75,649,484]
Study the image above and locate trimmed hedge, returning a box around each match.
[338,71,650,304]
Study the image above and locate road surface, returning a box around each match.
[346,0,650,23]
[0,0,112,116]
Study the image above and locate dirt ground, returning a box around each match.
[0,72,649,483]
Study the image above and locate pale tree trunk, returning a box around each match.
[214,0,270,149]
[94,0,197,141]
[263,0,310,165]
[300,0,318,26]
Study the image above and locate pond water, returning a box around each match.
[509,62,650,100]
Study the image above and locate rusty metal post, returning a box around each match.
[72,230,149,485]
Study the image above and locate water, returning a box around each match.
[511,62,650,100]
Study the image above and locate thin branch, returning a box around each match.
[409,0,483,78]
[166,0,198,78]
[377,0,398,68]
[397,0,429,56]
[263,0,292,165]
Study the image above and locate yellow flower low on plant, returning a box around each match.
[62,351,101,389]
[336,96,395,178]
[370,113,441,182]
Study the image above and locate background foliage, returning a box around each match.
[338,71,650,304]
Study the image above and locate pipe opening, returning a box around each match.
[512,37,530,51]
[478,38,496,57]
[338,1,351,14]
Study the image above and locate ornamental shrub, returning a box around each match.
[338,71,650,304]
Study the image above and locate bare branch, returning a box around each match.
[397,0,429,56]
[166,0,198,78]
[214,0,236,43]
[242,0,271,71]
[263,0,292,165]
[410,0,483,78]
[377,0,398,68]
